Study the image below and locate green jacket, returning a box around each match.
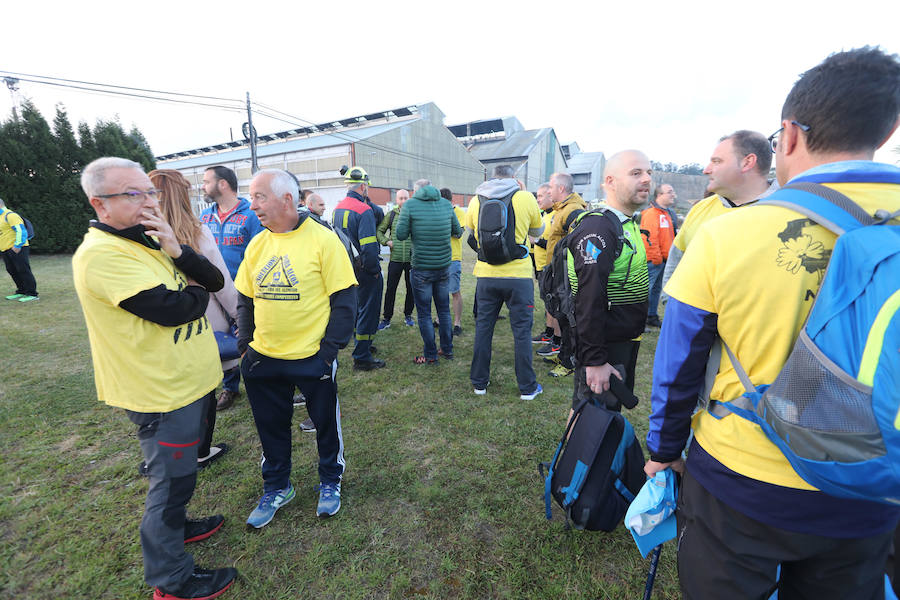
[395,185,462,270]
[376,207,412,263]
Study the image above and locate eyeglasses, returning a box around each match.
[95,189,162,202]
[768,121,811,153]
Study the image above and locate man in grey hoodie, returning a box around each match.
[465,165,545,400]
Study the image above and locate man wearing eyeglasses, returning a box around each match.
[661,131,778,297]
[73,157,237,600]
[645,48,900,599]
[200,165,264,411]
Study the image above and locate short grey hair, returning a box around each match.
[537,183,551,193]
[492,165,515,179]
[413,178,431,192]
[256,169,299,209]
[81,157,144,198]
[551,172,574,194]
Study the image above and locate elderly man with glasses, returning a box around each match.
[73,157,237,600]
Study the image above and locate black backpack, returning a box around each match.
[307,213,363,274]
[476,191,527,265]
[539,208,624,323]
[541,396,646,531]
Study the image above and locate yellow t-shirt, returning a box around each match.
[235,218,358,360]
[533,210,554,272]
[466,190,543,279]
[666,180,900,489]
[672,195,729,252]
[450,206,466,262]
[0,209,28,251]
[72,228,222,412]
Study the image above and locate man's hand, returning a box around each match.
[584,363,622,394]
[386,240,393,248]
[11,246,21,254]
[644,458,685,478]
[141,206,182,259]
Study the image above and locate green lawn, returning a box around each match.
[0,250,678,599]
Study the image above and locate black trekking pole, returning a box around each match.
[643,545,662,600]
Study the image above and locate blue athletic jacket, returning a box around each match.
[199,198,264,279]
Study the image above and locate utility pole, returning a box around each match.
[3,77,20,121]
[246,92,258,174]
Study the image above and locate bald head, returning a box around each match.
[395,189,409,207]
[603,150,652,215]
[307,193,325,216]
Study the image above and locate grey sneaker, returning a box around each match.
[299,418,316,433]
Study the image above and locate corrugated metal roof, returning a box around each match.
[466,128,552,162]
[566,152,605,173]
[157,120,411,170]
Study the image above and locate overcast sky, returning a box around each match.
[2,0,899,168]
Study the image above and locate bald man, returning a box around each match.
[568,150,651,415]
[307,193,326,217]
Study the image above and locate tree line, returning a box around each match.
[650,160,704,175]
[0,101,156,253]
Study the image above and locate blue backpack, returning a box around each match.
[713,182,900,504]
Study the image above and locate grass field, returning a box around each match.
[0,250,679,599]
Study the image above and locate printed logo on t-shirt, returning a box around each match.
[576,233,607,264]
[776,218,830,300]
[255,254,300,301]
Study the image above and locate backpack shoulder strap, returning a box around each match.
[761,182,874,234]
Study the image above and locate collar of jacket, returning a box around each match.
[554,191,584,210]
[89,220,162,250]
[347,190,366,202]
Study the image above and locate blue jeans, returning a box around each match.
[470,277,537,394]
[647,260,665,318]
[410,267,452,360]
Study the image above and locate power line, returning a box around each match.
[6,76,245,113]
[0,70,242,104]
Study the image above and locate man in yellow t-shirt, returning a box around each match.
[660,130,779,298]
[466,165,544,399]
[645,48,900,599]
[441,187,466,335]
[531,183,555,345]
[0,198,38,302]
[236,169,357,527]
[72,157,236,600]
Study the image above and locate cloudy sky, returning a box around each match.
[2,0,899,167]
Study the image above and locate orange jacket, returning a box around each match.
[640,205,675,264]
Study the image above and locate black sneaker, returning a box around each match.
[353,358,386,371]
[532,330,552,344]
[198,443,229,470]
[184,515,224,543]
[138,460,149,478]
[153,566,237,600]
[452,325,462,336]
[299,418,316,433]
[646,315,662,328]
[536,341,561,356]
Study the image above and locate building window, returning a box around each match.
[573,173,591,185]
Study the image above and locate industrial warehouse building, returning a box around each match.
[448,116,567,192]
[156,102,486,217]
